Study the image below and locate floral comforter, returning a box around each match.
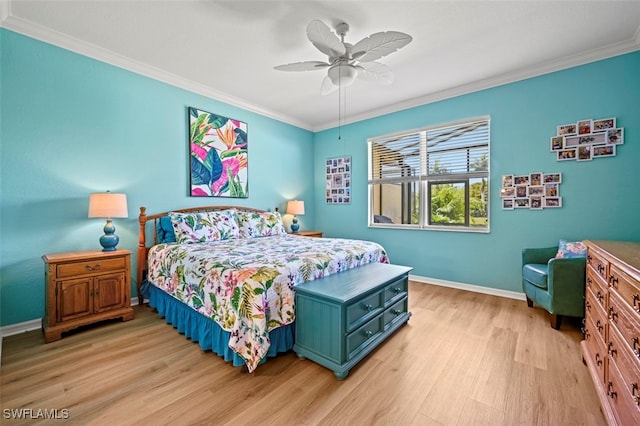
[147,234,388,372]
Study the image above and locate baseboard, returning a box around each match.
[410,274,526,301]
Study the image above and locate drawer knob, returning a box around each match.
[595,353,602,366]
[364,330,374,337]
[607,382,617,399]
[363,304,374,312]
[392,309,402,315]
[609,275,618,287]
[607,341,617,357]
[85,263,101,271]
[393,287,402,294]
[609,307,618,322]
[596,320,603,333]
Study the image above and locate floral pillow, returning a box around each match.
[169,210,239,244]
[555,239,587,258]
[235,210,286,238]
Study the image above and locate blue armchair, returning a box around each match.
[522,246,586,329]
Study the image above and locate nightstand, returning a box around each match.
[291,230,323,238]
[42,249,134,343]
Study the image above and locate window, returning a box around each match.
[368,117,489,232]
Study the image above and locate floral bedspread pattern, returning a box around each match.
[147,234,388,372]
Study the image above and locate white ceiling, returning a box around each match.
[2,1,640,131]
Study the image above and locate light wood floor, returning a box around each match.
[1,282,605,425]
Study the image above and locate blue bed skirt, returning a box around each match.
[141,281,295,368]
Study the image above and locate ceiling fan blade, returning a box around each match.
[274,61,330,71]
[356,62,394,84]
[307,20,346,58]
[320,76,338,95]
[352,31,412,62]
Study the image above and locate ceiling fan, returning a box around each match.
[274,20,412,95]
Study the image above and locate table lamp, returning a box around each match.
[286,200,305,233]
[88,192,128,251]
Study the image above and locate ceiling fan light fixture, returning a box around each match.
[328,64,357,87]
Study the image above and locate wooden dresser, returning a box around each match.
[42,250,135,342]
[582,240,640,425]
[294,262,412,379]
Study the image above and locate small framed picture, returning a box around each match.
[550,136,564,151]
[545,183,559,197]
[514,175,530,186]
[530,196,543,210]
[502,174,514,187]
[528,185,544,196]
[606,128,624,145]
[557,149,576,161]
[557,123,577,136]
[578,133,606,145]
[593,144,616,158]
[577,119,593,135]
[516,185,528,198]
[543,173,562,184]
[564,136,580,148]
[502,199,514,210]
[577,145,592,161]
[501,187,516,198]
[514,198,530,208]
[544,197,562,208]
[529,172,542,186]
[593,118,615,132]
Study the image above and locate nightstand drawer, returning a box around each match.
[346,315,384,360]
[57,257,126,278]
[346,291,383,332]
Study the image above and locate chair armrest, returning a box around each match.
[522,246,558,266]
[547,257,587,310]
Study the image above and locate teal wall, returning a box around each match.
[1,27,639,328]
[0,29,314,326]
[314,50,640,292]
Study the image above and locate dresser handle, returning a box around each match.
[586,277,592,287]
[587,255,592,264]
[596,292,603,304]
[597,264,604,274]
[633,294,640,312]
[609,275,618,287]
[364,330,374,337]
[585,301,591,312]
[393,287,402,294]
[596,320,603,333]
[595,353,602,366]
[633,337,640,359]
[363,304,374,312]
[609,307,618,322]
[632,384,640,406]
[607,341,617,357]
[584,328,590,340]
[85,263,101,271]
[607,382,617,399]
[392,309,402,315]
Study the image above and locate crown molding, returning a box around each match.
[312,36,640,132]
[0,12,313,131]
[0,0,10,23]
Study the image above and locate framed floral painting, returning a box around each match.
[188,107,248,197]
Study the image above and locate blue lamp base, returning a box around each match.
[99,218,119,252]
[290,216,300,233]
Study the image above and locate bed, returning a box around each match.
[137,205,389,372]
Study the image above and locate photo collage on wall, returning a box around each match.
[325,156,351,204]
[551,117,624,161]
[500,172,562,210]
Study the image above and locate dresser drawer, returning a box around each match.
[608,324,640,397]
[346,290,383,332]
[383,276,408,305]
[585,314,608,385]
[610,263,640,316]
[586,269,608,311]
[586,289,607,346]
[346,315,384,361]
[608,355,640,426]
[609,291,640,360]
[57,257,126,278]
[588,248,610,281]
[384,296,408,330]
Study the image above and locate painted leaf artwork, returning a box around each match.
[189,107,248,197]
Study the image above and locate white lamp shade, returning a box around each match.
[88,192,128,218]
[286,200,305,215]
[328,64,357,87]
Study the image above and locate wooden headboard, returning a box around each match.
[136,205,271,304]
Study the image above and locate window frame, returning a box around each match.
[368,116,490,233]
